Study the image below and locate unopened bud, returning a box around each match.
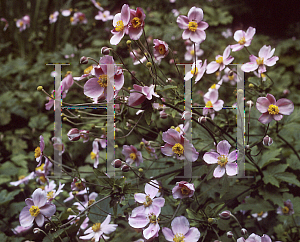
[112,159,123,168]
[80,56,88,64]
[126,40,131,46]
[67,128,80,141]
[249,84,254,88]
[63,117,68,121]
[146,62,152,68]
[263,135,273,146]
[160,110,168,119]
[37,86,43,91]
[219,210,231,220]
[227,231,233,238]
[283,89,290,95]
[101,47,110,55]
[140,142,145,148]
[45,223,51,229]
[138,168,143,173]
[121,164,130,172]
[241,228,248,235]
[33,228,41,234]
[228,70,234,76]
[207,218,215,224]
[198,116,207,124]
[246,100,254,108]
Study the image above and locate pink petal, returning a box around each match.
[19,206,34,228]
[258,113,273,124]
[264,56,279,66]
[245,27,256,40]
[188,7,203,22]
[134,193,146,203]
[152,197,165,208]
[266,94,276,105]
[110,31,124,45]
[182,29,191,40]
[162,129,181,145]
[249,55,257,62]
[32,188,47,208]
[184,142,199,162]
[176,15,189,29]
[223,46,231,59]
[102,223,117,234]
[256,97,270,113]
[84,78,104,98]
[217,140,231,155]
[145,182,159,198]
[79,232,95,240]
[258,45,271,58]
[258,64,266,74]
[197,21,209,31]
[35,214,45,227]
[184,227,201,241]
[206,61,220,74]
[223,56,234,65]
[127,92,145,106]
[190,29,206,43]
[228,150,239,162]
[203,152,219,164]
[233,30,244,42]
[226,162,238,176]
[231,44,244,52]
[128,214,149,228]
[121,4,130,25]
[241,62,258,72]
[40,203,56,217]
[161,144,174,156]
[128,26,143,40]
[171,216,190,235]
[131,205,146,217]
[277,98,294,115]
[143,223,160,240]
[273,114,283,121]
[213,100,224,111]
[213,165,225,178]
[25,198,34,207]
[162,227,174,241]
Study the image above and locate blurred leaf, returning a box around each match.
[28,114,49,130]
[0,190,21,206]
[274,172,300,187]
[258,147,281,168]
[0,109,11,125]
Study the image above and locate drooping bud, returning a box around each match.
[138,168,143,173]
[37,86,43,91]
[207,218,215,224]
[246,100,254,108]
[121,164,130,172]
[126,40,131,46]
[160,110,168,119]
[146,62,152,68]
[198,116,207,124]
[227,231,233,238]
[263,135,273,146]
[241,228,248,235]
[219,210,232,220]
[80,56,88,64]
[101,47,110,55]
[33,228,41,234]
[112,159,123,168]
[67,128,80,141]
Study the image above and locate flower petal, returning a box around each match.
[277,98,294,115]
[258,113,273,124]
[35,214,45,227]
[256,97,271,113]
[217,140,231,155]
[226,162,238,176]
[162,227,174,241]
[84,78,104,98]
[171,216,190,235]
[228,150,239,162]
[184,227,201,241]
[213,165,225,178]
[188,7,203,22]
[241,62,258,72]
[203,152,219,164]
[32,188,47,208]
[206,61,220,74]
[176,15,189,29]
[40,203,56,217]
[19,206,34,228]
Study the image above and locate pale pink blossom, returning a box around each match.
[153,39,169,61]
[12,225,32,234]
[202,89,224,120]
[184,44,204,61]
[184,59,207,83]
[231,27,256,52]
[128,7,146,41]
[70,12,87,25]
[256,94,294,124]
[203,140,239,178]
[10,172,35,186]
[127,84,159,106]
[221,67,237,85]
[122,145,143,166]
[237,233,272,242]
[177,7,209,43]
[91,0,104,11]
[206,46,234,74]
[241,45,279,74]
[49,11,59,24]
[95,10,113,22]
[251,211,268,221]
[172,181,195,199]
[277,199,294,215]
[61,9,71,17]
[1,17,9,31]
[110,4,130,45]
[16,15,30,31]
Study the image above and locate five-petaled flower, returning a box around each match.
[19,188,56,228]
[16,15,30,32]
[162,216,200,242]
[241,45,279,74]
[184,59,207,83]
[122,145,143,166]
[128,6,146,41]
[231,27,256,52]
[277,199,294,216]
[153,39,169,61]
[206,45,234,74]
[256,94,294,124]
[177,6,209,43]
[203,140,239,178]
[237,233,272,242]
[110,4,130,45]
[172,181,195,199]
[127,84,159,106]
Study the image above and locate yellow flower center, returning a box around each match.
[205,101,213,108]
[217,155,228,167]
[70,17,74,23]
[97,74,108,87]
[92,223,101,232]
[175,126,181,133]
[261,73,266,78]
[143,195,153,207]
[216,71,220,77]
[19,21,24,27]
[34,147,41,158]
[180,186,191,195]
[216,56,223,64]
[210,84,216,89]
[256,57,264,65]
[190,50,195,55]
[65,71,72,77]
[188,21,198,32]
[84,65,93,74]
[149,214,158,224]
[75,182,84,190]
[88,199,95,206]
[79,15,85,22]
[268,104,279,115]
[39,176,46,183]
[158,44,166,55]
[282,206,289,214]
[229,75,234,81]
[191,67,198,75]
[115,20,124,32]
[131,17,142,28]
[36,163,45,172]
[130,153,137,161]
[91,152,97,160]
[50,14,54,19]
[18,175,25,180]
[29,206,40,217]
[173,233,185,242]
[96,2,101,7]
[47,191,54,199]
[257,211,264,217]
[172,143,184,156]
[238,37,246,45]
[40,185,45,190]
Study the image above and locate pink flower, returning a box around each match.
[203,140,239,178]
[184,44,204,61]
[91,0,104,11]
[70,12,87,25]
[95,10,113,22]
[132,181,165,217]
[122,145,143,166]
[237,233,272,242]
[231,27,256,52]
[91,139,101,168]
[162,216,200,242]
[16,15,30,32]
[202,89,224,120]
[241,45,279,74]
[1,17,9,31]
[19,188,56,228]
[12,225,32,234]
[130,50,147,65]
[206,46,234,74]
[10,172,35,186]
[49,11,59,24]
[128,7,146,40]
[277,199,294,215]
[79,214,117,241]
[71,177,86,191]
[44,181,65,202]
[34,135,45,166]
[177,7,209,43]
[74,192,98,211]
[84,56,124,102]
[161,128,199,162]
[221,67,237,85]
[142,138,157,158]
[251,211,268,221]
[127,84,159,106]
[172,181,195,199]
[256,94,294,124]
[184,59,207,83]
[153,39,169,61]
[110,4,130,45]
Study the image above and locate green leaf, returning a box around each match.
[28,114,49,130]
[258,148,281,168]
[0,190,21,206]
[93,168,114,187]
[286,154,300,170]
[0,175,11,186]
[156,85,177,92]
[274,172,300,187]
[262,164,288,187]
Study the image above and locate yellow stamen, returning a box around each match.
[216,56,223,64]
[88,199,95,206]
[175,127,181,133]
[35,163,45,172]
[143,195,153,207]
[261,73,266,78]
[97,74,108,87]
[173,233,185,242]
[238,37,246,45]
[91,152,96,160]
[257,211,264,217]
[92,223,101,232]
[131,17,142,28]
[75,182,84,190]
[70,17,74,23]
[190,50,195,56]
[229,75,234,81]
[172,143,184,156]
[217,155,228,167]
[191,67,198,75]
[256,57,264,65]
[29,206,40,217]
[268,104,279,115]
[84,65,93,74]
[282,206,289,214]
[115,20,124,32]
[39,176,46,183]
[34,147,41,158]
[65,71,72,77]
[79,15,85,22]
[180,186,191,195]
[149,214,157,224]
[188,21,198,32]
[130,153,137,161]
[205,101,213,108]
[158,44,166,55]
[210,84,216,89]
[47,191,54,200]
[18,175,25,180]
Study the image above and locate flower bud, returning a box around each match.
[138,168,143,173]
[249,84,254,88]
[227,231,233,238]
[241,228,248,235]
[121,164,130,172]
[160,110,168,119]
[219,210,231,220]
[63,117,68,121]
[198,116,207,124]
[246,100,254,108]
[33,228,41,234]
[37,86,43,91]
[283,89,290,95]
[80,56,88,64]
[126,40,132,46]
[207,218,215,224]
[67,128,80,141]
[146,62,152,68]
[112,159,123,168]
[101,47,110,55]
[263,135,273,146]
